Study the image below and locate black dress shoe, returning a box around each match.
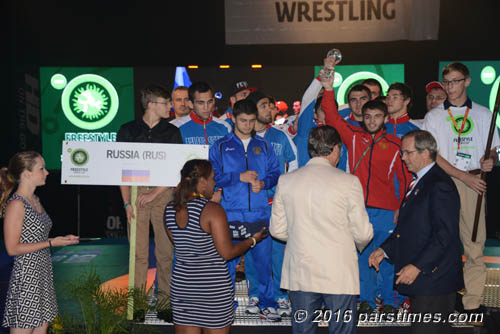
[464,305,486,327]
[157,309,173,323]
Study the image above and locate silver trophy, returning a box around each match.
[323,48,342,79]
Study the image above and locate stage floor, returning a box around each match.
[1,238,499,333]
[141,274,498,330]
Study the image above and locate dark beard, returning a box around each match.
[362,123,386,135]
[257,114,272,124]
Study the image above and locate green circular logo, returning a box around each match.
[61,74,119,130]
[336,72,389,105]
[51,74,67,90]
[450,116,474,136]
[71,148,89,166]
[481,66,496,85]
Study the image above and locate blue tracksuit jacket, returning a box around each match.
[256,125,298,199]
[170,112,231,146]
[209,132,280,223]
[385,113,420,139]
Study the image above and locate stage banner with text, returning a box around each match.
[225,0,440,45]
[61,141,208,186]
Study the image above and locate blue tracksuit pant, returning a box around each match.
[227,235,275,309]
[246,237,288,304]
[359,207,405,308]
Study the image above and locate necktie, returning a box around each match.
[405,176,418,200]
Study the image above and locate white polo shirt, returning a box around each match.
[423,98,500,171]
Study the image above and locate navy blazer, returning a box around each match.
[381,164,464,296]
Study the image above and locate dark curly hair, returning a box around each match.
[172,159,213,211]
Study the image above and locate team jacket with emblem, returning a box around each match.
[336,107,362,172]
[222,107,297,139]
[209,132,280,222]
[170,112,231,146]
[256,124,298,200]
[322,90,411,211]
[219,107,235,128]
[294,76,351,168]
[385,113,420,139]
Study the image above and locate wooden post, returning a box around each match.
[472,85,500,241]
[127,186,138,320]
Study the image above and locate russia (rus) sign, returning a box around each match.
[61,141,209,186]
[60,140,209,320]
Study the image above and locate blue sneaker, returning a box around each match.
[259,307,281,322]
[245,296,260,314]
[277,298,291,317]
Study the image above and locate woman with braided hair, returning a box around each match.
[165,159,267,334]
[1,151,79,333]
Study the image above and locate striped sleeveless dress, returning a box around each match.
[165,198,234,328]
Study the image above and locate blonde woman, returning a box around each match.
[1,151,79,333]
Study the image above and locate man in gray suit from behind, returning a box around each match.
[270,125,373,334]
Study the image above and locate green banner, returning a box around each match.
[314,64,405,105]
[41,67,135,169]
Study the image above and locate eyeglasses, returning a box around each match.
[151,101,171,105]
[442,78,466,86]
[400,150,417,157]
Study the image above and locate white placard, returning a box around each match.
[225,0,440,45]
[61,141,209,186]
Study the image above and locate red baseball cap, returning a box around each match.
[425,81,445,93]
[276,101,288,112]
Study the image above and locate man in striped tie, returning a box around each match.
[405,175,417,200]
[369,130,463,334]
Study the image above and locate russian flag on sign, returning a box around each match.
[122,170,150,183]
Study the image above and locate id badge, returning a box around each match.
[454,152,472,171]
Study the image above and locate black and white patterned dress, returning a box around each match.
[2,194,58,328]
[165,198,234,328]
